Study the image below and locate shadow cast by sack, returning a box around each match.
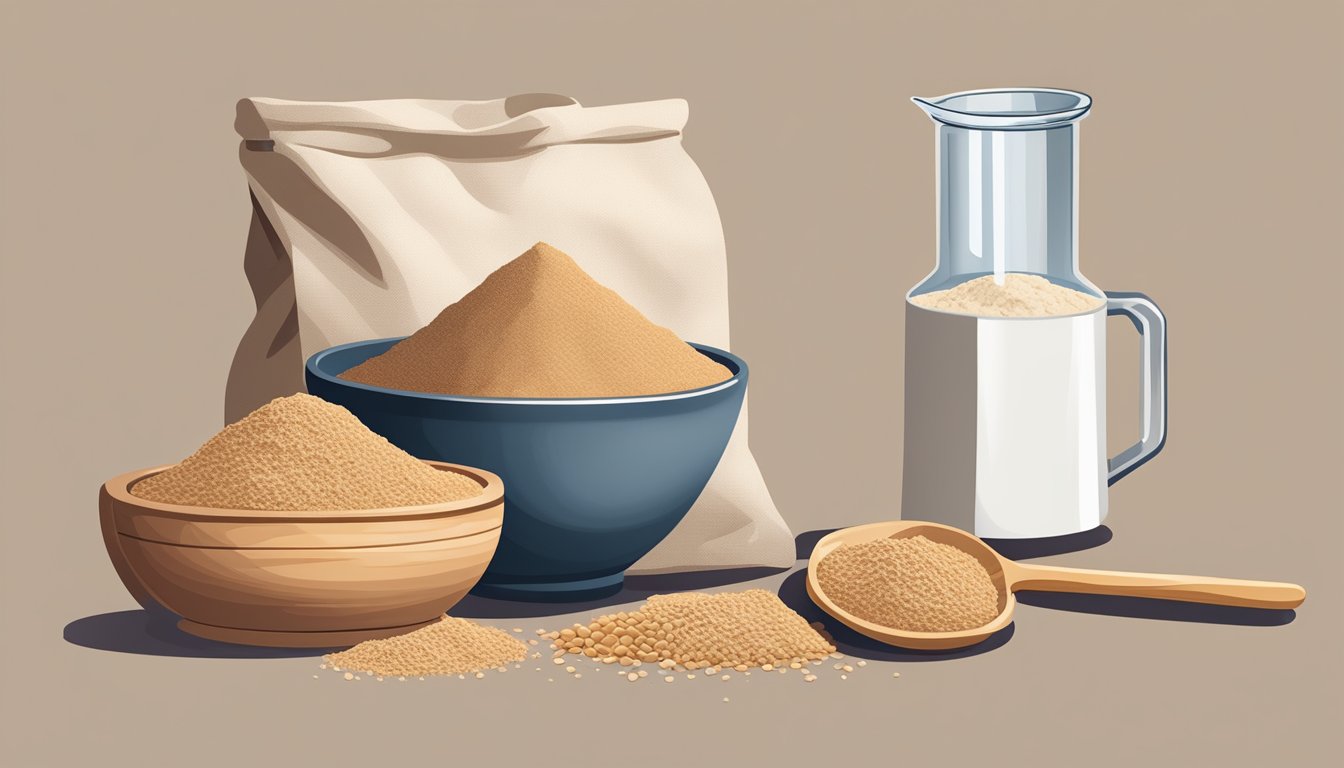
[451,566,789,619]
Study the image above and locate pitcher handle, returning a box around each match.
[1105,292,1167,485]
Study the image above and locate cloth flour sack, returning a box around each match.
[227,94,794,574]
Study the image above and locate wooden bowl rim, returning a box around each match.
[104,460,504,522]
[806,520,1016,650]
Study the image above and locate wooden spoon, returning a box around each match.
[806,520,1306,651]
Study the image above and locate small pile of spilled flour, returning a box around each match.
[546,589,835,669]
[326,616,529,678]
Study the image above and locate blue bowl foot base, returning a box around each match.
[469,571,626,603]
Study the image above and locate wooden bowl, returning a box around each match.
[99,461,503,647]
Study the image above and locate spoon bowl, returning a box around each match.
[807,521,1016,650]
[807,520,1305,651]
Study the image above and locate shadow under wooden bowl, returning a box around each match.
[99,461,503,648]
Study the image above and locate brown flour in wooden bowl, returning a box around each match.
[131,393,481,511]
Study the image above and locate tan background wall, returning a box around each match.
[2,1,1340,765]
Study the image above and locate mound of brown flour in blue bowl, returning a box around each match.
[339,242,732,398]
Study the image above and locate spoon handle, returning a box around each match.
[1006,563,1305,609]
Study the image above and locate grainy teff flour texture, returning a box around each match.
[910,273,1102,317]
[817,535,1001,633]
[131,393,481,511]
[339,242,733,398]
[326,616,528,677]
[549,590,835,669]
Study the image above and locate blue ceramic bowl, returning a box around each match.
[305,339,746,602]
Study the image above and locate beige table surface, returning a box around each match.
[2,2,1340,765]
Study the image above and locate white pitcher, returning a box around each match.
[902,88,1167,539]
